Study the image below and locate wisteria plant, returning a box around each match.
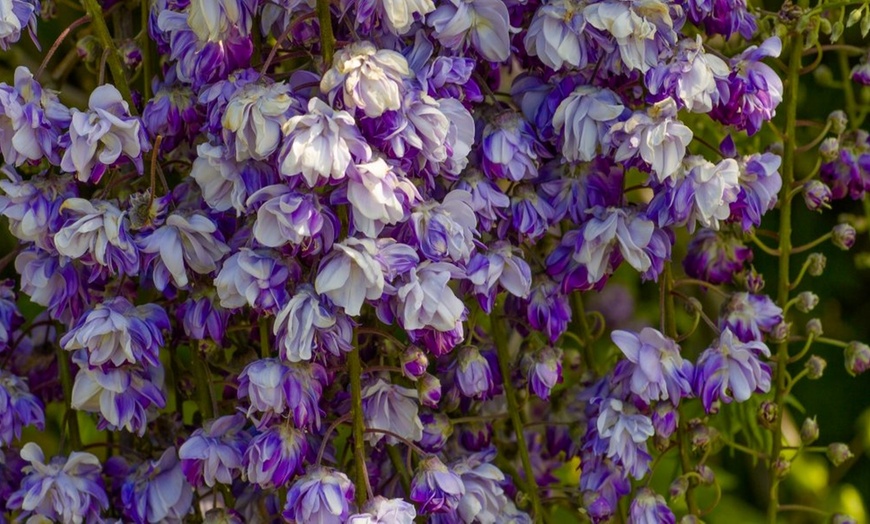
[1,0,870,522]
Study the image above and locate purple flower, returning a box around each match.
[417,372,443,407]
[411,190,478,263]
[214,248,290,313]
[629,488,675,524]
[355,0,435,35]
[142,80,202,151]
[119,447,194,524]
[685,0,757,40]
[283,362,328,429]
[362,378,424,445]
[7,443,108,523]
[566,206,654,285]
[244,425,308,489]
[0,66,71,165]
[248,185,339,254]
[178,295,229,342]
[466,241,531,313]
[526,278,572,343]
[138,212,230,291]
[730,152,782,231]
[481,110,546,181]
[15,248,89,324]
[591,398,654,479]
[190,142,268,214]
[238,358,295,427]
[611,98,693,183]
[0,370,44,446]
[60,297,169,368]
[523,346,563,401]
[0,0,38,51]
[524,0,610,71]
[283,467,355,524]
[645,36,729,113]
[580,455,630,523]
[179,414,248,487]
[693,328,772,413]
[584,0,679,73]
[611,328,693,405]
[710,37,783,136]
[348,496,418,523]
[70,350,166,435]
[60,85,149,183]
[223,81,298,161]
[719,292,783,342]
[53,198,140,278]
[454,169,509,232]
[682,229,753,285]
[820,133,870,200]
[0,281,21,353]
[274,284,353,362]
[553,86,626,163]
[652,402,678,439]
[397,261,466,332]
[450,449,515,523]
[0,167,76,250]
[538,157,625,223]
[454,346,496,400]
[410,455,465,514]
[510,185,556,240]
[321,41,411,118]
[428,0,512,62]
[280,97,372,186]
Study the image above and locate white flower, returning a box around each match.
[222,82,297,161]
[347,158,418,238]
[314,238,385,316]
[577,207,653,283]
[553,85,625,163]
[362,379,423,445]
[190,142,248,213]
[397,261,465,332]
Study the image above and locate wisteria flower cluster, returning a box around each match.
[1,0,869,522]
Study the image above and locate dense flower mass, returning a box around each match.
[0,0,863,522]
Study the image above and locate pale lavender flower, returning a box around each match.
[362,378,424,445]
[450,449,512,524]
[396,261,466,332]
[279,97,372,186]
[214,248,290,313]
[526,278,571,343]
[645,36,729,113]
[0,282,20,353]
[320,41,411,118]
[693,328,772,413]
[410,455,466,514]
[347,158,419,237]
[60,85,149,184]
[686,0,757,39]
[593,398,654,479]
[455,346,496,400]
[283,362,328,429]
[179,414,248,487]
[629,488,675,524]
[237,358,294,427]
[411,190,477,263]
[611,328,693,405]
[244,425,308,489]
[0,168,76,250]
[0,0,38,51]
[575,207,654,284]
[454,168,509,232]
[652,402,677,439]
[682,229,752,285]
[731,152,783,231]
[190,142,253,214]
[70,350,166,435]
[481,110,546,181]
[179,295,228,342]
[580,455,630,523]
[348,496,417,524]
[584,0,678,73]
[719,292,783,342]
[119,447,194,524]
[60,297,169,368]
[0,370,44,446]
[354,0,435,35]
[0,66,71,165]
[273,284,353,362]
[54,198,140,277]
[248,185,339,254]
[523,346,563,400]
[142,80,202,152]
[553,85,625,163]
[315,237,386,316]
[15,248,88,324]
[611,98,694,183]
[222,82,298,161]
[466,241,532,313]
[428,0,512,62]
[138,212,230,290]
[419,412,452,452]
[510,185,556,240]
[283,467,355,524]
[7,443,108,524]
[524,0,611,71]
[186,0,256,42]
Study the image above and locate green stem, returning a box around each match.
[767,14,805,523]
[81,0,136,111]
[259,318,270,359]
[492,308,543,523]
[839,50,860,129]
[57,346,81,451]
[192,356,215,420]
[315,0,335,67]
[348,335,369,507]
[571,292,596,373]
[387,444,411,495]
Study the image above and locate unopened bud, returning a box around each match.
[757,400,779,429]
[773,457,791,478]
[679,517,703,524]
[814,64,835,86]
[800,417,820,444]
[845,341,870,376]
[745,267,765,293]
[806,318,824,337]
[401,345,429,379]
[688,419,718,452]
[803,181,832,212]
[807,253,826,276]
[770,321,791,344]
[795,292,819,313]
[695,465,715,485]
[669,476,689,500]
[819,137,840,161]
[119,40,143,70]
[417,373,442,408]
[76,35,101,63]
[828,110,849,135]
[805,355,827,379]
[827,443,854,466]
[831,513,858,524]
[833,224,857,250]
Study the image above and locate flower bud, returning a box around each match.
[807,253,826,276]
[459,421,492,451]
[695,465,715,485]
[827,443,854,466]
[679,517,702,524]
[745,267,765,293]
[418,412,453,452]
[845,341,870,376]
[769,321,791,344]
[795,292,819,313]
[805,355,827,379]
[417,373,442,408]
[828,110,849,135]
[401,345,429,379]
[669,476,688,500]
[800,417,819,444]
[814,64,835,86]
[819,137,839,161]
[757,400,779,430]
[688,419,718,452]
[832,224,857,250]
[119,40,143,70]
[41,0,56,19]
[832,513,858,524]
[773,457,791,479]
[806,318,824,337]
[76,35,102,63]
[803,181,832,211]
